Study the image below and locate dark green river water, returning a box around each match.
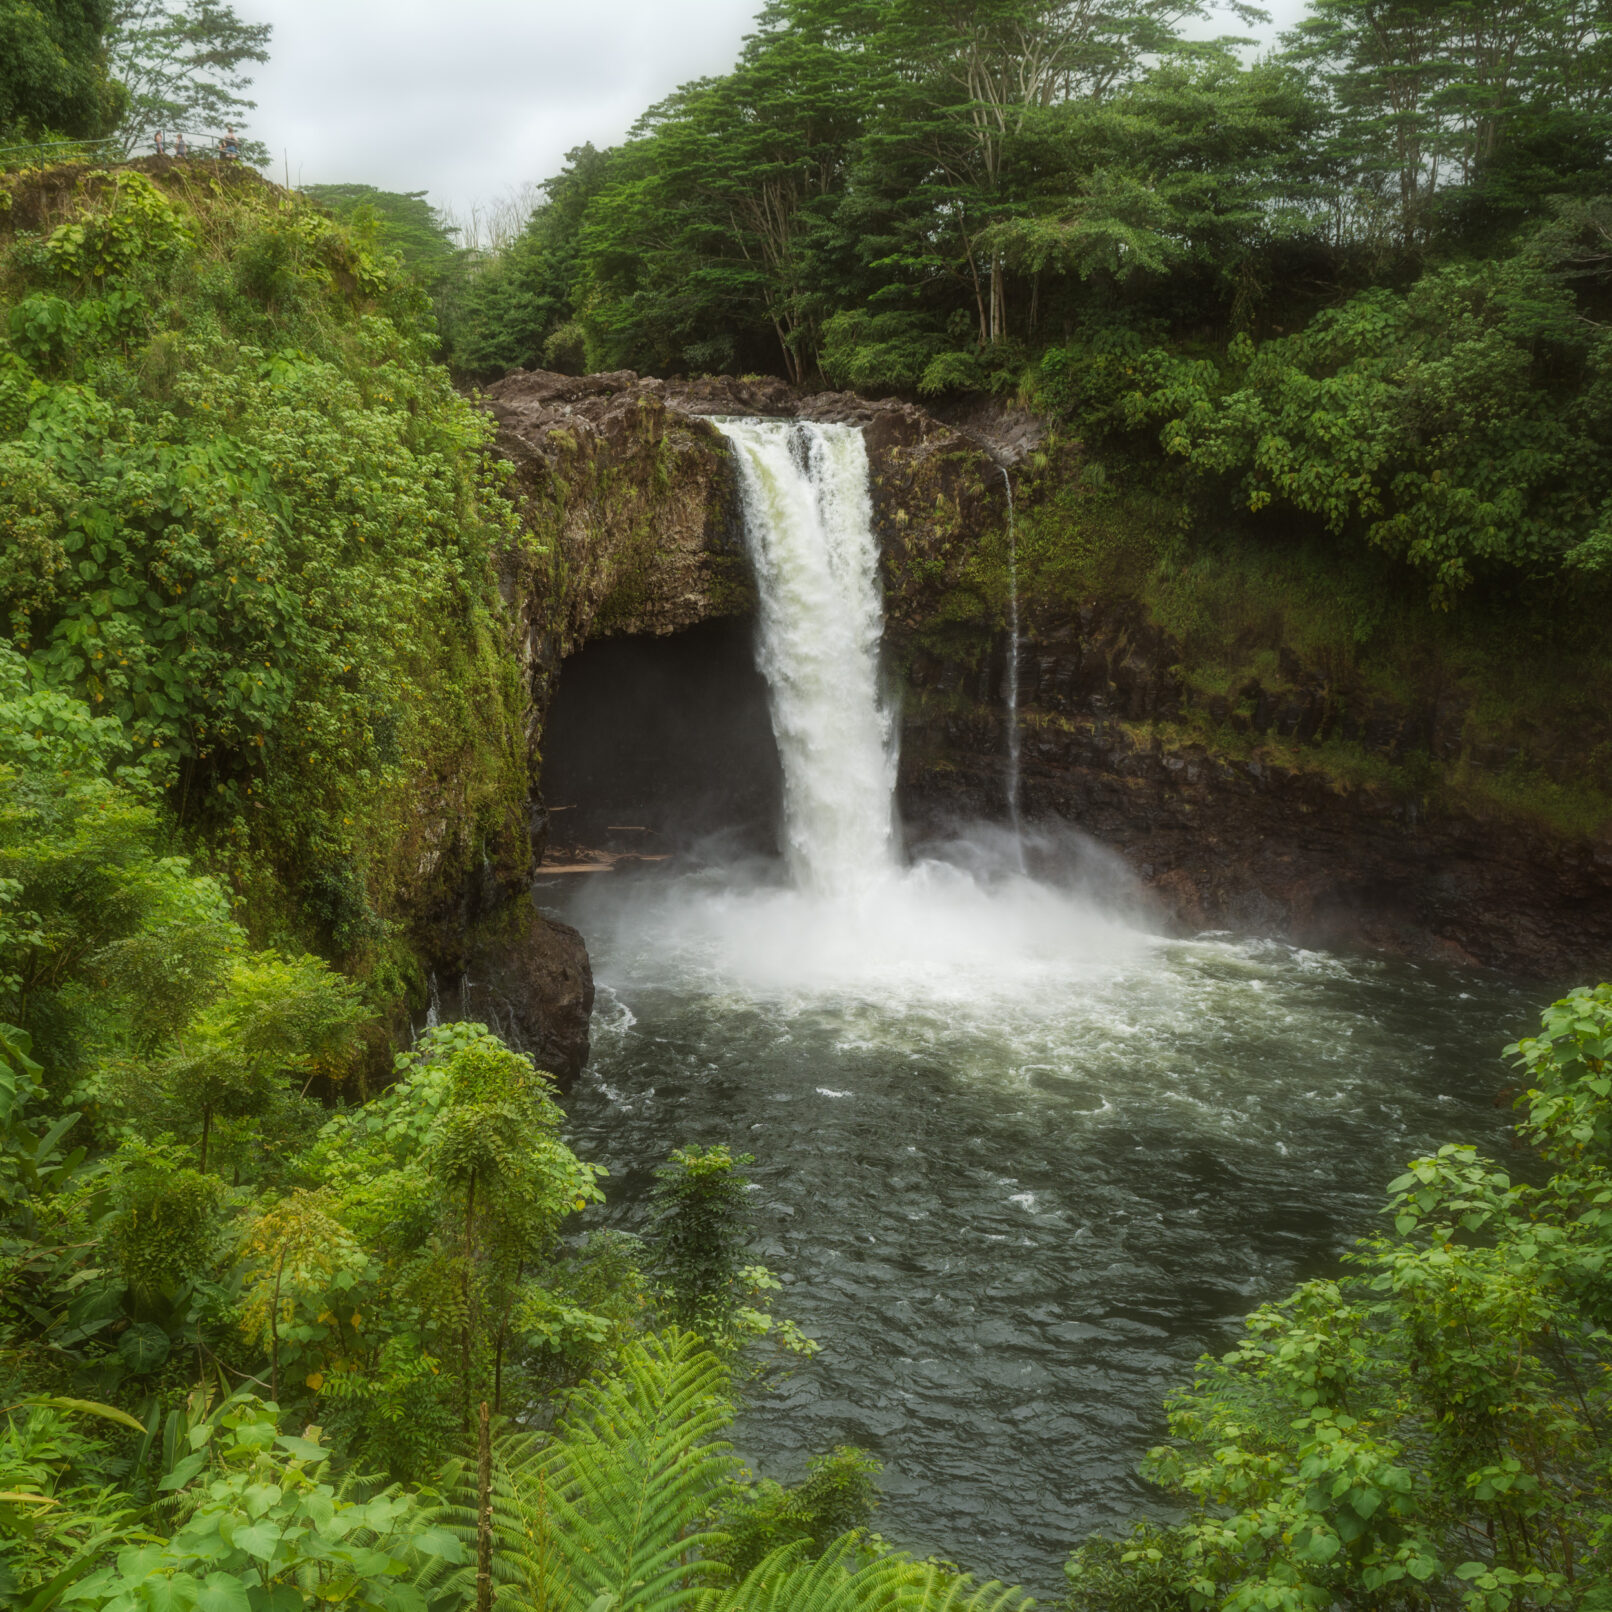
[552,858,1531,1594]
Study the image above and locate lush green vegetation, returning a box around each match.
[4,6,1612,1611]
[1064,983,1612,1611]
[0,1,126,145]
[0,160,533,1011]
[7,677,1612,1610]
[0,665,922,1604]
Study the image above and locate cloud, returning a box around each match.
[247,0,765,213]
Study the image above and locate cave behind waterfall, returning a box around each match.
[540,619,783,861]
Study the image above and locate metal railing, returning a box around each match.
[0,136,253,175]
[0,137,120,171]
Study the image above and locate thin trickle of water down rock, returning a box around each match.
[717,418,898,895]
[1000,466,1024,860]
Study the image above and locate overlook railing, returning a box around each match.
[0,138,248,174]
[0,137,121,172]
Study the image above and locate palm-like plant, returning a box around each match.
[430,1331,1029,1612]
[709,1539,1032,1612]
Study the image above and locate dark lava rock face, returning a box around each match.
[478,367,1611,1019]
[435,900,597,1087]
[899,599,1612,981]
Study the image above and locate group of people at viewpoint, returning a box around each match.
[152,127,239,160]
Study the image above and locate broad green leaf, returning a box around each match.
[193,1574,251,1612]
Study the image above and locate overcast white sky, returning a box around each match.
[245,0,1311,222]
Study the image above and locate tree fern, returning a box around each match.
[432,1330,736,1612]
[702,1539,1031,1612]
[426,1332,1030,1612]
[543,1331,734,1611]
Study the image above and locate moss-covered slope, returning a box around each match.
[0,159,534,1033]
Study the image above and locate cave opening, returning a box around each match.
[539,618,782,867]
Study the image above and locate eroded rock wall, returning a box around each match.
[485,366,1612,988]
[897,600,1612,979]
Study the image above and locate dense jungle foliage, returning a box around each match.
[439,0,1612,603]
[0,650,1026,1611]
[5,4,1612,1611]
[0,160,533,1012]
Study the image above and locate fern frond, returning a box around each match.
[897,1563,1031,1612]
[703,1537,1032,1612]
[425,1331,738,1612]
[543,1331,736,1612]
[419,1436,564,1604]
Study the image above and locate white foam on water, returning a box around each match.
[579,417,1154,1008]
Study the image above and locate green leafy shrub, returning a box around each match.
[1044,223,1612,601]
[1065,982,1612,1609]
[820,310,948,393]
[108,1148,224,1302]
[716,1445,884,1580]
[0,164,530,976]
[65,1393,464,1610]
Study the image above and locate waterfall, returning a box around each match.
[1001,467,1023,851]
[716,418,898,895]
[575,414,1145,999]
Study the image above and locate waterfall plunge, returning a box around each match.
[717,419,898,895]
[572,416,1148,1002]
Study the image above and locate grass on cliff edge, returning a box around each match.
[0,160,533,1019]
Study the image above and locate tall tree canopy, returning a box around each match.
[107,0,270,156]
[444,0,1612,391]
[0,0,125,142]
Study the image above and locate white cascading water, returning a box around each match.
[575,415,1148,1002]
[716,419,897,894]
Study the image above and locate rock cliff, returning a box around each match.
[898,600,1612,978]
[485,367,1612,986]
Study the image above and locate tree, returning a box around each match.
[0,0,125,143]
[644,1143,814,1361]
[424,1026,603,1423]
[1285,0,1612,251]
[646,1144,756,1337]
[590,24,868,380]
[105,0,270,158]
[795,0,1268,344]
[1066,981,1612,1609]
[446,144,610,378]
[303,183,464,293]
[151,950,365,1173]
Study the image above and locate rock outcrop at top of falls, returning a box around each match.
[485,366,1612,983]
[483,365,1024,652]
